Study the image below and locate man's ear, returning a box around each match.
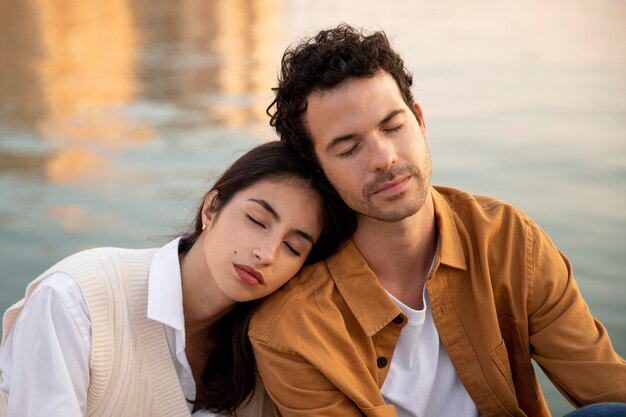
[413,101,427,138]
[201,190,220,230]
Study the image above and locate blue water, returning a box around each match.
[0,0,624,414]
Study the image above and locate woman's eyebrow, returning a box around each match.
[249,198,314,245]
[248,198,279,220]
[294,230,314,245]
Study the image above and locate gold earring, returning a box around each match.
[202,224,207,231]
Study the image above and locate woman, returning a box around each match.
[0,141,356,417]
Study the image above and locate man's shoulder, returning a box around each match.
[249,260,338,343]
[434,185,531,222]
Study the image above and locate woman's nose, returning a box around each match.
[252,239,279,265]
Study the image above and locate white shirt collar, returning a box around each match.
[146,238,197,405]
[147,237,185,333]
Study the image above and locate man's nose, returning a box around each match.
[368,136,398,172]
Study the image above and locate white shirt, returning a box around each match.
[0,238,218,417]
[381,289,480,417]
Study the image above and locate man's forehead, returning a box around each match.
[306,78,405,124]
[308,74,381,99]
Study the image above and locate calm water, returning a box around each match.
[0,0,624,414]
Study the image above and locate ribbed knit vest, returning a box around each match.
[1,247,191,417]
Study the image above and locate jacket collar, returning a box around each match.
[326,186,467,336]
[431,186,467,271]
[328,240,401,337]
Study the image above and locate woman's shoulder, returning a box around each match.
[3,270,91,349]
[5,269,86,326]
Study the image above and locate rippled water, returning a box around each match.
[1,0,624,414]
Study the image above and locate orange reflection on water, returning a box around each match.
[46,204,96,232]
[211,0,282,131]
[47,203,121,233]
[36,0,153,183]
[44,148,105,184]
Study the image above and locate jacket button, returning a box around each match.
[377,356,388,368]
[392,315,404,324]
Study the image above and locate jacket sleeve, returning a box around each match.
[527,220,626,405]
[250,336,397,417]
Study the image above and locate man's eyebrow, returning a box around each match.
[248,198,279,220]
[248,198,314,244]
[325,133,357,152]
[325,108,406,152]
[380,109,405,125]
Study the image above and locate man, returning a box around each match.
[249,24,626,417]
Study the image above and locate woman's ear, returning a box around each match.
[201,190,220,231]
[413,101,427,138]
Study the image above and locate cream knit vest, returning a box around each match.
[1,247,191,417]
[1,247,275,417]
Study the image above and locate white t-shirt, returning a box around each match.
[381,289,481,417]
[0,238,219,417]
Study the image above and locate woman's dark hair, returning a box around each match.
[179,140,356,414]
[267,23,420,167]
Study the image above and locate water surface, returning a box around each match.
[1,1,624,414]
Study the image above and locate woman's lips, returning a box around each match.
[234,264,265,286]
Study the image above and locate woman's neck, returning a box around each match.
[179,236,234,325]
[178,237,235,375]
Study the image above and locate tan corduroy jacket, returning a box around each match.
[250,186,626,417]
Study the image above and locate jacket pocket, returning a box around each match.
[497,316,540,411]
[490,339,516,395]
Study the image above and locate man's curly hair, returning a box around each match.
[267,24,419,167]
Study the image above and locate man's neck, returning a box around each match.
[353,193,437,310]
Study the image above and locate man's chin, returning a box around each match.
[361,203,421,223]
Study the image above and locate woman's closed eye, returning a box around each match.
[283,242,301,257]
[247,214,267,229]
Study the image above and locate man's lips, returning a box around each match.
[234,264,265,286]
[372,175,411,195]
